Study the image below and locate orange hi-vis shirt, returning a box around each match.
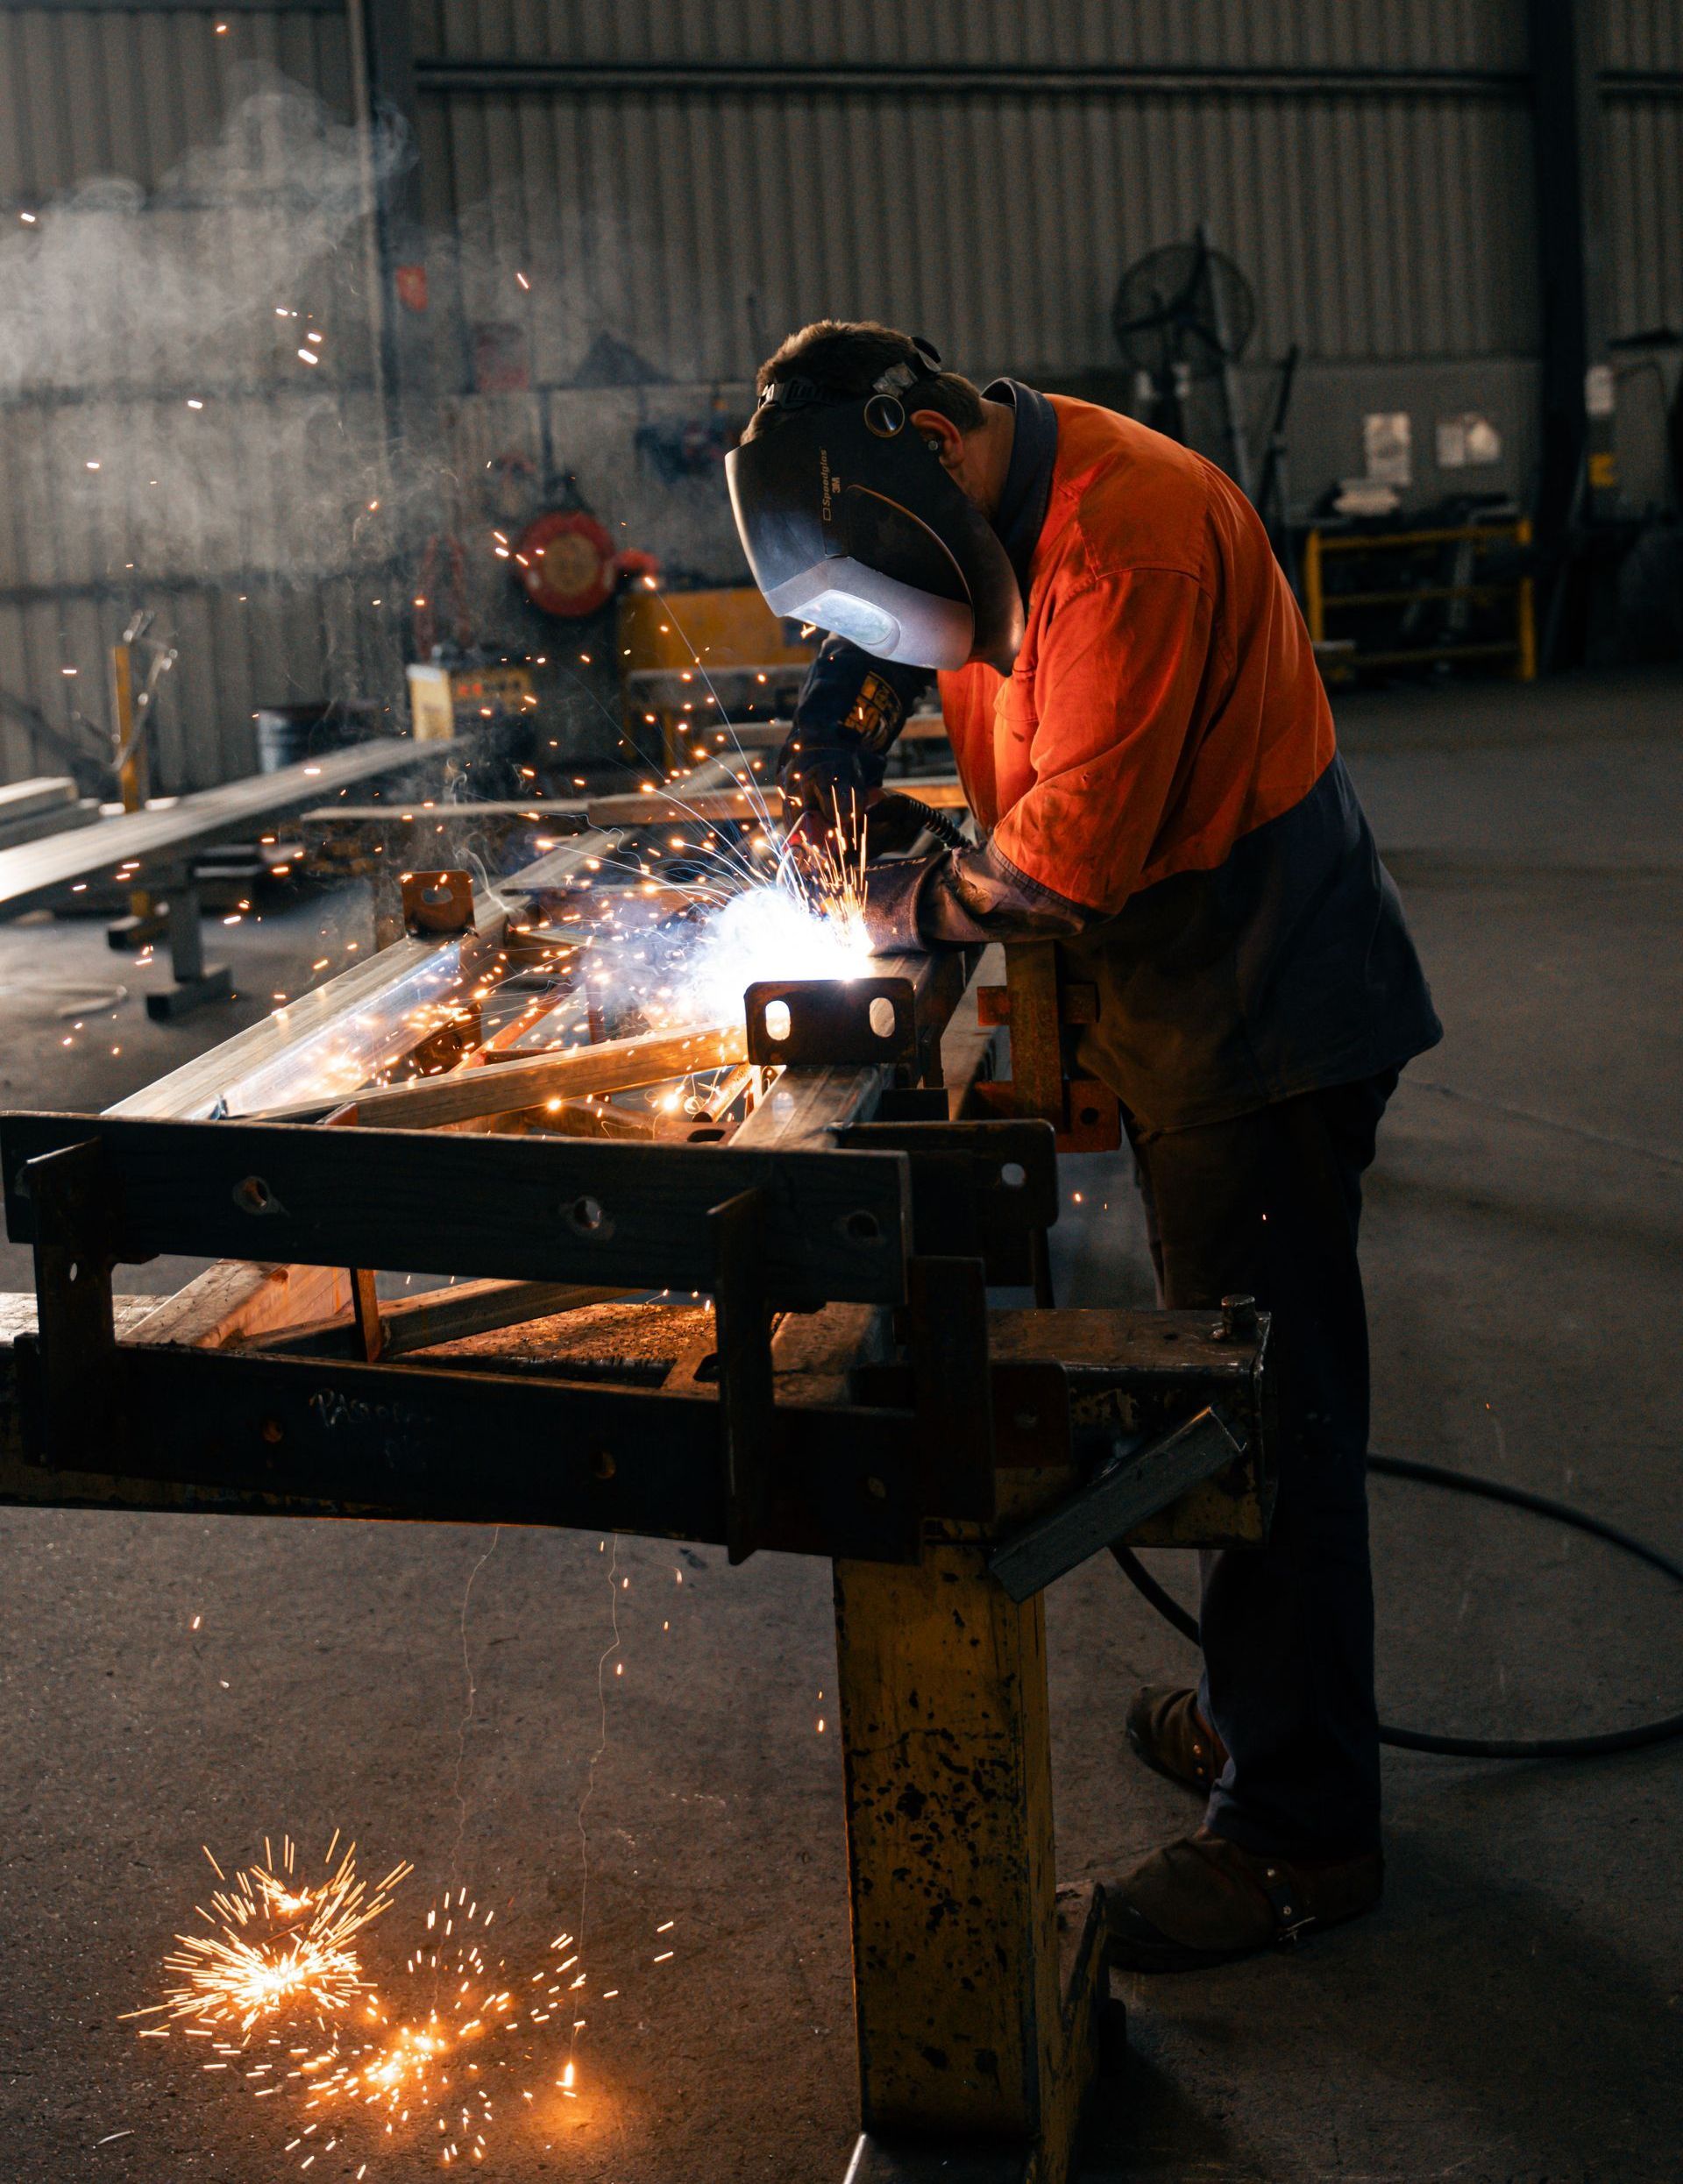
[937,395,1333,913]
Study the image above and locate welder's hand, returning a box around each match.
[862,839,1095,954]
[860,855,938,955]
[775,736,867,831]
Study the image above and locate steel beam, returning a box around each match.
[417,59,1530,98]
[0,738,462,921]
[1530,0,1610,546]
[0,1117,913,1308]
[252,1022,747,1129]
[3,1337,924,1558]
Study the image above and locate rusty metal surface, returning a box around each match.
[987,1306,1274,1547]
[408,1298,713,1380]
[832,1542,1065,2141]
[401,867,476,935]
[0,1113,913,1309]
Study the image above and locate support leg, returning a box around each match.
[371,868,406,950]
[144,874,232,1019]
[833,1545,1111,2182]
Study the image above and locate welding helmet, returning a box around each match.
[725,341,1025,673]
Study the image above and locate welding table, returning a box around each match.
[0,833,1273,2183]
[0,734,465,1018]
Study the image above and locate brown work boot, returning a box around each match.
[1126,1684,1229,1795]
[1105,1828,1383,1973]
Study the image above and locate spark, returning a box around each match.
[128,1839,412,2035]
[138,1861,609,2172]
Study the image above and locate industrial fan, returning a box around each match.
[1111,224,1257,497]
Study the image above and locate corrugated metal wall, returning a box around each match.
[1604,3,1683,341]
[1,1,1681,788]
[418,89,1537,380]
[0,3,400,792]
[409,1,1530,73]
[410,0,1546,628]
[413,1,1538,380]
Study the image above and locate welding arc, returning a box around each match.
[1111,1452,1683,1760]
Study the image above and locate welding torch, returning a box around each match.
[780,786,968,868]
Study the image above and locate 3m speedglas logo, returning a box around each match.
[820,450,834,521]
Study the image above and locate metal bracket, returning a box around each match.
[401,868,476,936]
[968,942,1122,1152]
[987,1407,1246,1601]
[745,977,918,1067]
[834,1117,1057,1284]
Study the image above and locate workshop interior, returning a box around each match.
[0,3,1678,2180]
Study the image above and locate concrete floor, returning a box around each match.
[0,665,1679,2182]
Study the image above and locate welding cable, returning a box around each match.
[1110,1452,1683,1760]
[891,795,970,851]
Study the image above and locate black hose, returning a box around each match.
[892,795,970,850]
[1110,1451,1683,1761]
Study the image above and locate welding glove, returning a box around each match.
[861,839,1094,955]
[777,636,932,825]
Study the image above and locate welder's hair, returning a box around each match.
[745,320,985,440]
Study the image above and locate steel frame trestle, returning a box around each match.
[0,849,1275,2181]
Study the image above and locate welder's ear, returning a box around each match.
[909,408,967,472]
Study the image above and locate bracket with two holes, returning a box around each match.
[745,977,917,1068]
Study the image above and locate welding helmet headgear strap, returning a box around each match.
[726,376,1023,674]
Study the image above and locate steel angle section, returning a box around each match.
[5,1341,923,1559]
[987,1408,1245,1602]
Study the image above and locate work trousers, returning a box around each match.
[1125,1070,1396,1859]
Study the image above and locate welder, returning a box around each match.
[727,321,1443,1974]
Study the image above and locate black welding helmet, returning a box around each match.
[725,343,1024,673]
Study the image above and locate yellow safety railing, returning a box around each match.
[1304,519,1535,682]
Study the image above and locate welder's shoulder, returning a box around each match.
[1041,396,1229,596]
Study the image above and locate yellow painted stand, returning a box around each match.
[834,1544,1111,2183]
[1303,519,1537,680]
[106,638,164,945]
